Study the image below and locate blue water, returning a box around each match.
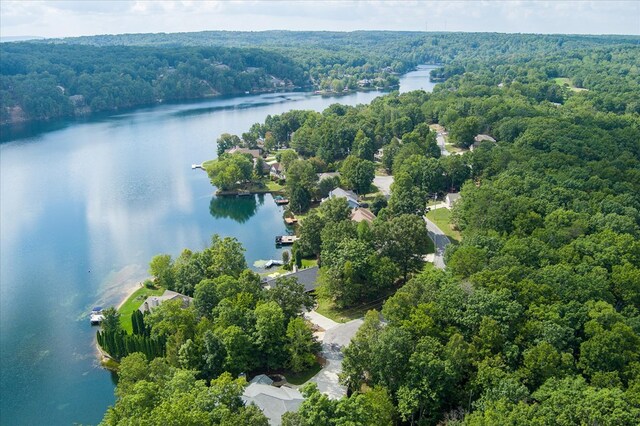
[0,66,437,425]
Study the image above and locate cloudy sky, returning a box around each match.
[1,1,638,38]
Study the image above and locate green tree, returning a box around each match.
[340,155,375,194]
[286,317,320,373]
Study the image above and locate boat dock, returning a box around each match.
[275,235,298,245]
[284,217,298,225]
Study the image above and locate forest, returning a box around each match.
[81,32,640,424]
[2,31,639,125]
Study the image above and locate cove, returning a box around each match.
[0,66,437,425]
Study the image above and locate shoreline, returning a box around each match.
[116,281,145,310]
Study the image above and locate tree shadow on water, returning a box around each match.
[209,194,259,224]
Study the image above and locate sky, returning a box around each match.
[1,0,638,39]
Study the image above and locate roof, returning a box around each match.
[226,146,262,158]
[327,188,359,208]
[242,383,304,426]
[271,162,284,172]
[139,290,193,313]
[264,266,319,293]
[350,208,375,223]
[250,374,274,386]
[473,134,496,143]
[317,172,340,181]
[446,192,462,202]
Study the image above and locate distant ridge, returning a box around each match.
[0,36,46,43]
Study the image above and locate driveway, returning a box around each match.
[436,132,450,157]
[373,175,394,197]
[304,311,364,399]
[424,217,451,269]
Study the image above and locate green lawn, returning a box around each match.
[265,178,285,192]
[117,286,164,333]
[426,207,462,244]
[315,291,387,323]
[553,77,588,92]
[284,362,323,385]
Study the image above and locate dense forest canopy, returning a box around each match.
[2,31,639,125]
[101,35,640,424]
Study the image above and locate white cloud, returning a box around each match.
[0,0,638,38]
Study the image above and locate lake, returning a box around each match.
[0,66,437,425]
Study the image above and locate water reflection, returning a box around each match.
[209,193,266,223]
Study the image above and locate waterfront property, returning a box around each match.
[139,290,193,313]
[224,146,263,159]
[263,266,319,293]
[325,187,359,209]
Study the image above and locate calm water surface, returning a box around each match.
[0,66,437,425]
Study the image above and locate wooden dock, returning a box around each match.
[284,217,298,225]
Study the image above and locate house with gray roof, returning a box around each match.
[242,383,304,426]
[326,187,359,209]
[139,289,193,313]
[263,266,319,293]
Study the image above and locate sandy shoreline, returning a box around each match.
[116,281,144,310]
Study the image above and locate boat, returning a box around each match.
[191,163,204,170]
[275,235,298,246]
[90,306,105,325]
[273,195,289,205]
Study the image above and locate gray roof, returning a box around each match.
[446,192,461,201]
[139,290,193,313]
[250,374,274,386]
[329,187,357,201]
[317,172,340,181]
[242,383,304,426]
[264,266,319,293]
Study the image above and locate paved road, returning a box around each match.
[424,216,451,269]
[436,132,450,157]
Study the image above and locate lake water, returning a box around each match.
[0,66,437,425]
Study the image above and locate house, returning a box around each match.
[139,290,193,313]
[326,187,359,209]
[270,162,285,179]
[470,134,496,151]
[257,158,271,174]
[445,192,462,209]
[263,266,319,293]
[350,207,375,223]
[225,146,263,159]
[317,171,340,181]
[242,383,304,426]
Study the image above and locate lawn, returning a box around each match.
[117,286,164,333]
[426,207,462,244]
[265,178,285,192]
[553,77,588,92]
[315,291,388,323]
[284,362,323,385]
